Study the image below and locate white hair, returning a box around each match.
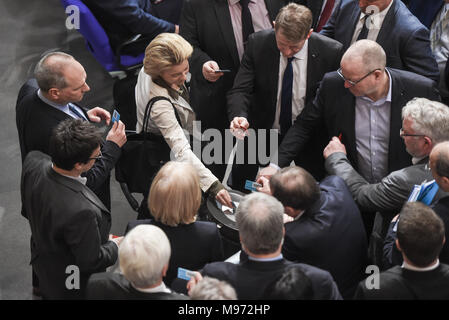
[119,225,171,289]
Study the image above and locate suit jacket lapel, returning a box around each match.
[344,2,362,49]
[341,92,357,168]
[214,0,240,68]
[375,0,397,47]
[264,0,278,24]
[306,36,320,102]
[266,31,280,118]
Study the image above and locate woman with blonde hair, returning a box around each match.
[135,33,232,219]
[126,161,225,287]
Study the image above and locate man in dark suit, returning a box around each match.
[16,52,126,210]
[82,0,181,55]
[354,202,449,300]
[228,3,343,183]
[257,166,367,299]
[320,0,440,82]
[179,0,286,181]
[21,119,122,299]
[186,192,342,300]
[87,225,188,300]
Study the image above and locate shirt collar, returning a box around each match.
[361,0,394,21]
[248,253,283,262]
[358,68,392,105]
[51,164,87,185]
[132,281,171,294]
[402,259,440,272]
[37,89,67,108]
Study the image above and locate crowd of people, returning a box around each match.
[15,0,449,300]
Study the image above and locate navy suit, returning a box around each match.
[282,175,368,299]
[201,258,342,300]
[82,0,178,54]
[320,0,440,82]
[407,0,443,28]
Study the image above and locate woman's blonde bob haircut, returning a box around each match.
[143,33,193,79]
[148,161,202,226]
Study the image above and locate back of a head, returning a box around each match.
[274,3,313,42]
[149,161,202,226]
[143,33,193,79]
[342,39,386,73]
[397,202,445,267]
[402,98,449,144]
[119,225,171,289]
[236,193,284,255]
[432,141,449,179]
[263,266,314,300]
[189,277,237,300]
[270,166,320,211]
[49,118,102,170]
[34,51,75,92]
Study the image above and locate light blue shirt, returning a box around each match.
[37,89,87,120]
[248,253,283,262]
[354,69,392,183]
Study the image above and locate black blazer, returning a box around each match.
[87,272,189,300]
[354,264,449,299]
[180,0,286,131]
[282,175,367,299]
[277,68,440,174]
[126,219,225,287]
[201,258,342,300]
[320,0,440,82]
[15,79,122,209]
[21,151,118,299]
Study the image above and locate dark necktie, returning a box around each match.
[357,14,370,41]
[240,0,254,46]
[316,0,335,32]
[280,57,294,137]
[68,104,87,120]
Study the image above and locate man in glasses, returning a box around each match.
[323,97,449,266]
[21,119,123,299]
[258,40,439,231]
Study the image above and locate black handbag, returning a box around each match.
[115,96,181,194]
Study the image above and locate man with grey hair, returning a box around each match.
[188,276,237,300]
[86,225,188,300]
[227,3,343,185]
[324,97,449,266]
[187,192,342,300]
[259,39,440,235]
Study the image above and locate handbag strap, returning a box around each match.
[141,96,182,138]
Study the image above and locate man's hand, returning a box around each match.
[216,188,233,208]
[87,107,111,125]
[257,165,279,181]
[256,176,271,195]
[106,120,127,148]
[109,234,124,246]
[323,136,347,159]
[202,61,223,82]
[230,117,249,140]
[186,271,203,295]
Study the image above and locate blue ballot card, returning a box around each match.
[177,267,196,281]
[245,180,261,192]
[111,110,120,123]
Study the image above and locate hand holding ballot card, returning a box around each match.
[407,180,439,205]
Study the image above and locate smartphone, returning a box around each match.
[214,69,231,73]
[177,267,196,281]
[112,109,120,123]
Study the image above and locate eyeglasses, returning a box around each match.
[337,68,381,87]
[399,128,426,138]
[88,150,102,161]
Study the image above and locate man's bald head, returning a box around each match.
[341,39,386,74]
[34,52,76,92]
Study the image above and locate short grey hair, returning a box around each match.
[402,98,449,143]
[236,193,284,255]
[119,225,171,289]
[342,39,386,73]
[34,51,74,92]
[189,277,237,300]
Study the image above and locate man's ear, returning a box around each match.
[306,28,313,39]
[162,264,169,277]
[47,88,59,100]
[395,239,402,252]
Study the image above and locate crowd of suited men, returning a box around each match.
[14,0,449,300]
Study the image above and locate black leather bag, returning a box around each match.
[115,96,181,194]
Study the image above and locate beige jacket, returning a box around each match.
[135,68,217,192]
